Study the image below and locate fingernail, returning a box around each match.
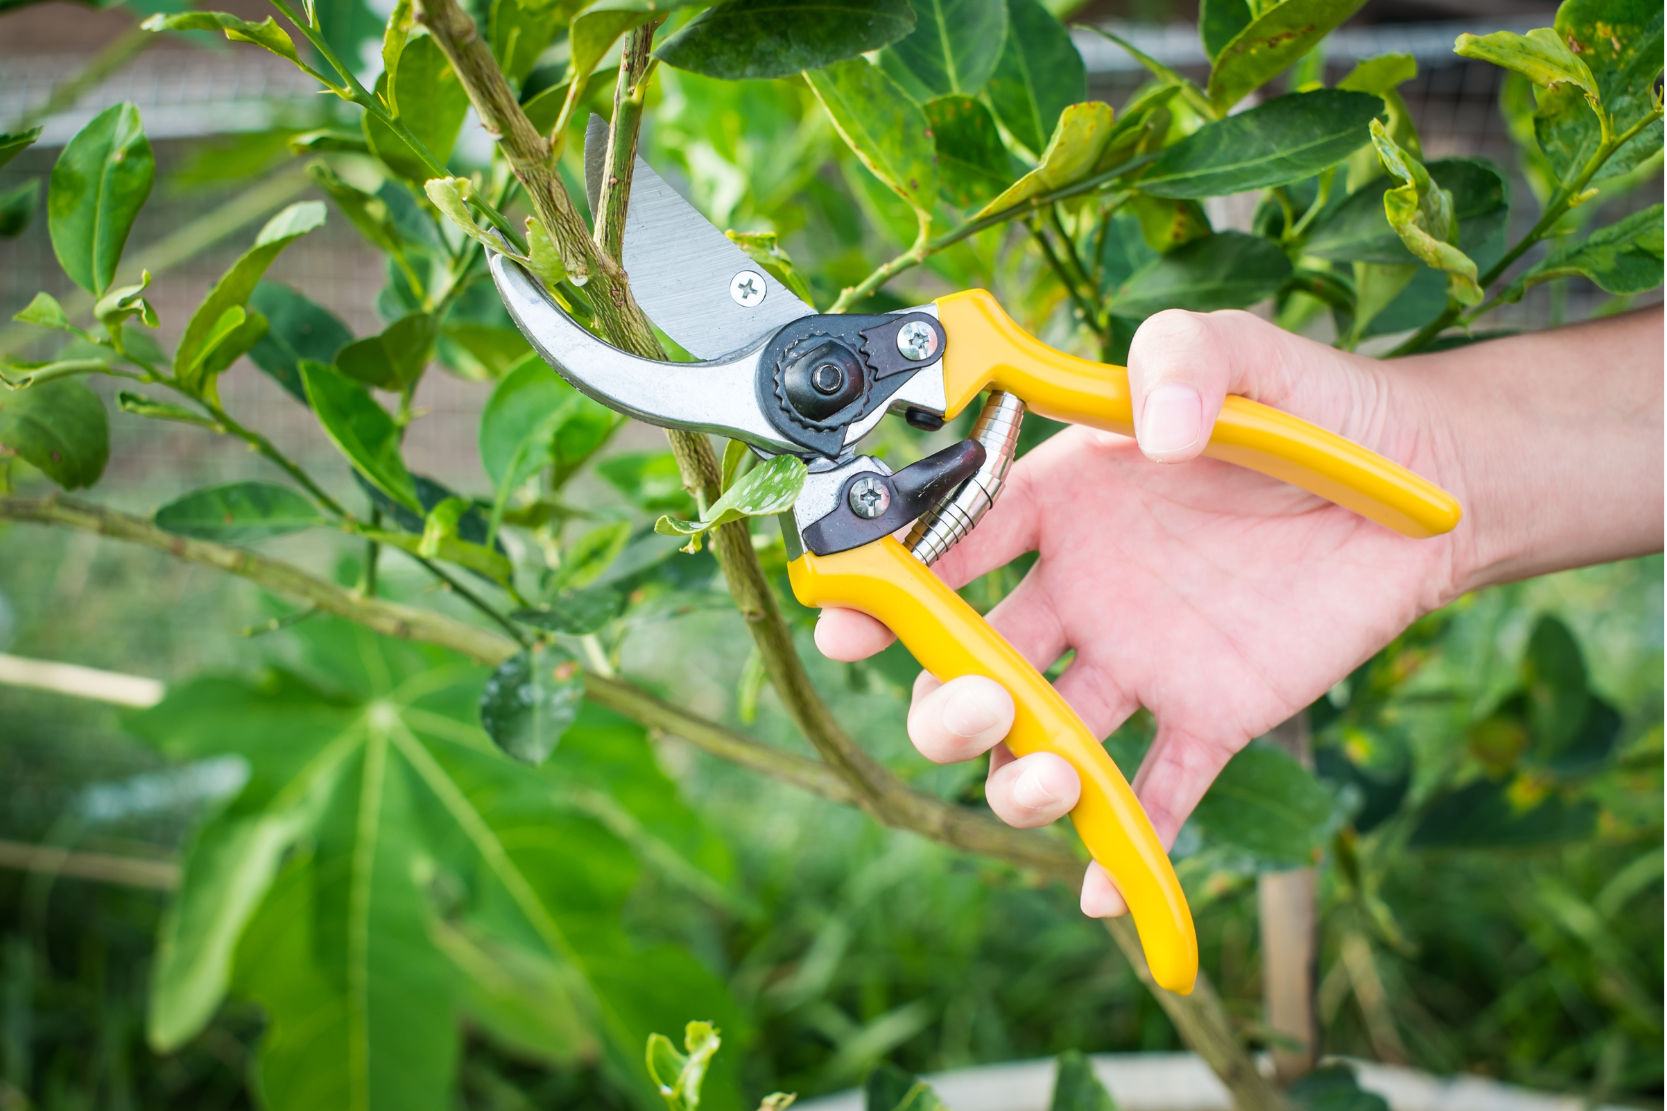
[1140,383,1203,458]
[1012,766,1062,811]
[942,688,999,738]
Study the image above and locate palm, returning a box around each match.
[928,424,1457,840]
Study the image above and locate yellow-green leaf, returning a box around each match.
[976,101,1114,217]
[1370,119,1482,306]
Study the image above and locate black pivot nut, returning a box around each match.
[782,340,865,424]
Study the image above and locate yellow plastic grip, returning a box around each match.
[936,289,1462,538]
[787,537,1200,995]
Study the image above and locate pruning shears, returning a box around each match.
[489,120,1462,996]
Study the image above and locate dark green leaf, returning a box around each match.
[1207,0,1369,111]
[1190,739,1342,865]
[154,482,325,541]
[925,95,1013,207]
[1289,1064,1390,1111]
[1305,157,1508,264]
[1198,0,1248,62]
[864,1063,946,1111]
[481,643,586,764]
[363,35,470,180]
[877,0,1005,99]
[1533,0,1664,183]
[1515,204,1664,297]
[656,0,916,80]
[807,59,938,222]
[513,589,624,635]
[985,0,1084,159]
[1095,208,1157,296]
[1522,614,1590,761]
[0,126,42,171]
[436,323,534,382]
[175,202,326,395]
[300,359,420,512]
[598,451,695,512]
[1409,777,1595,849]
[1138,90,1381,198]
[335,311,435,391]
[247,281,354,403]
[0,378,109,490]
[1049,1050,1115,1111]
[48,103,155,295]
[0,178,39,237]
[1112,231,1292,317]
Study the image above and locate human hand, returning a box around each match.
[816,309,1467,917]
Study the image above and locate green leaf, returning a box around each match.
[976,101,1115,218]
[985,0,1084,159]
[877,0,1005,99]
[1370,119,1482,305]
[1198,0,1249,62]
[1190,739,1342,866]
[0,378,109,490]
[13,291,73,333]
[1514,203,1664,296]
[570,0,706,105]
[1111,231,1291,316]
[1453,26,1598,99]
[655,453,805,553]
[335,312,436,391]
[657,0,917,80]
[437,323,534,382]
[490,0,568,85]
[427,176,566,288]
[725,231,818,305]
[1336,52,1416,97]
[299,359,421,512]
[1532,0,1665,183]
[363,35,470,181]
[645,1021,723,1111]
[1206,0,1369,111]
[807,59,939,224]
[513,589,624,635]
[93,269,159,330]
[130,625,746,1109]
[1304,157,1508,263]
[481,643,586,765]
[1126,192,1211,253]
[140,12,302,65]
[307,161,410,259]
[175,201,326,396]
[1138,89,1381,198]
[1289,1064,1390,1111]
[924,95,1012,208]
[0,178,40,238]
[481,355,580,497]
[247,281,354,404]
[600,451,697,513]
[0,126,42,172]
[154,482,326,542]
[1408,777,1595,849]
[1049,1050,1115,1111]
[48,103,155,296]
[554,520,633,590]
[864,1064,946,1111]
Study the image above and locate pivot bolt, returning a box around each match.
[848,476,891,519]
[730,270,767,307]
[896,320,938,361]
[811,363,845,394]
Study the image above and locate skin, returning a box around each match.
[816,305,1664,916]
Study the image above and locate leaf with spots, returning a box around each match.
[807,59,938,225]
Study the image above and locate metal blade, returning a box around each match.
[583,116,813,359]
[489,250,804,455]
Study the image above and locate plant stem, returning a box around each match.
[594,22,661,262]
[1388,108,1663,356]
[410,553,530,648]
[1030,220,1105,344]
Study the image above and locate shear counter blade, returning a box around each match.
[489,250,803,454]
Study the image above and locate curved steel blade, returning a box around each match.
[490,250,804,454]
[584,116,813,358]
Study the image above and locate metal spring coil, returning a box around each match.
[905,391,1025,566]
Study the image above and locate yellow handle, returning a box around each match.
[936,289,1462,539]
[788,537,1199,995]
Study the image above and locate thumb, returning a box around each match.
[1126,308,1276,464]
